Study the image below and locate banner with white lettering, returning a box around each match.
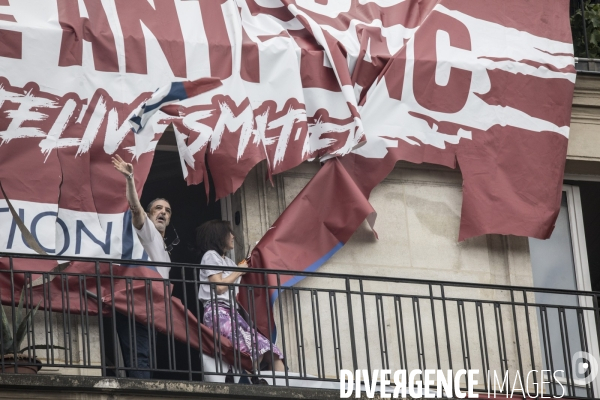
[0,1,574,260]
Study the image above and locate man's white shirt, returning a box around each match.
[134,215,171,279]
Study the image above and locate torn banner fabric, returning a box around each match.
[238,0,574,343]
[240,158,376,339]
[0,0,574,353]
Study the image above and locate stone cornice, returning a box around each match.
[0,374,366,400]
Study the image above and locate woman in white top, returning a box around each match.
[196,220,285,374]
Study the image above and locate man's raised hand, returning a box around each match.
[112,154,143,225]
[112,154,133,178]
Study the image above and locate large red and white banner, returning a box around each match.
[0,0,575,349]
[0,0,574,257]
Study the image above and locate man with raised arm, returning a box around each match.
[111,154,173,378]
[112,154,172,279]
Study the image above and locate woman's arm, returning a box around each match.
[207,261,247,295]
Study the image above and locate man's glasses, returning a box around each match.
[166,228,180,252]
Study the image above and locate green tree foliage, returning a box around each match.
[572,0,600,58]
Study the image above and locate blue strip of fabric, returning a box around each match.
[121,210,133,260]
[130,115,142,133]
[120,210,157,273]
[268,241,344,341]
[143,82,187,113]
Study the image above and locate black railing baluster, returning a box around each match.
[440,286,452,371]
[375,294,384,369]
[309,289,320,378]
[457,300,468,372]
[95,262,106,376]
[149,279,157,373]
[66,272,73,366]
[144,279,153,372]
[510,290,524,389]
[60,274,70,366]
[523,290,537,393]
[180,266,192,381]
[290,287,302,377]
[310,289,323,379]
[84,276,91,367]
[345,278,358,373]
[23,273,31,362]
[494,303,508,383]
[263,271,277,385]
[376,294,389,370]
[588,293,600,398]
[428,285,441,371]
[166,278,177,371]
[126,278,135,374]
[227,284,238,381]
[576,306,594,398]
[558,307,574,397]
[165,279,172,372]
[394,295,407,371]
[9,258,17,373]
[276,273,289,386]
[43,272,51,367]
[78,275,87,366]
[248,285,260,378]
[359,280,371,373]
[413,297,426,371]
[0,266,4,373]
[292,288,307,377]
[475,301,489,393]
[329,291,341,378]
[25,273,33,362]
[209,283,221,374]
[193,268,204,382]
[48,270,56,366]
[540,307,556,398]
[109,262,119,377]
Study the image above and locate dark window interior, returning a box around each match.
[105,133,222,379]
[140,150,221,265]
[565,180,600,292]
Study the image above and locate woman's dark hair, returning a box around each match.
[196,220,234,259]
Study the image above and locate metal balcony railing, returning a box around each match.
[1,252,599,398]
